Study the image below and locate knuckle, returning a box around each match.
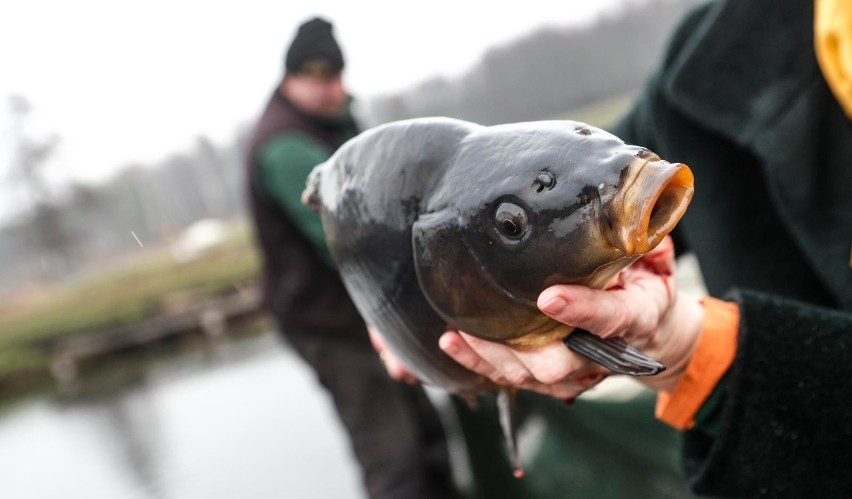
[574,306,598,326]
[505,367,533,386]
[599,304,630,337]
[532,357,577,385]
[535,368,567,386]
[465,356,490,375]
[635,314,659,337]
[548,384,582,400]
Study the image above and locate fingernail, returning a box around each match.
[438,334,458,355]
[563,397,575,406]
[538,289,566,315]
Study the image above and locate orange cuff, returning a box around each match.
[656,297,739,430]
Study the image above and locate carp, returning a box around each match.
[303,117,694,474]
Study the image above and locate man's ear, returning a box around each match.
[412,210,540,343]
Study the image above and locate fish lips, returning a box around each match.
[604,157,694,257]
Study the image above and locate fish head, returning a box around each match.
[413,121,693,346]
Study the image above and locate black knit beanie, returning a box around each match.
[285,17,344,75]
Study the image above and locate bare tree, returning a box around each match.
[6,95,70,278]
[362,0,704,126]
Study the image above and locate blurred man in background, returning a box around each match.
[244,17,460,499]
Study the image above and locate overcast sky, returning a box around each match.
[0,0,628,217]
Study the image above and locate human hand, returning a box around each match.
[439,236,706,397]
[368,325,420,384]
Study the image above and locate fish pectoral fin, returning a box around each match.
[563,329,665,376]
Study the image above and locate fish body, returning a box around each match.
[303,117,693,395]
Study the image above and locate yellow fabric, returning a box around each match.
[815,0,852,119]
[656,297,739,430]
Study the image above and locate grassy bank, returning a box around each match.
[0,221,261,387]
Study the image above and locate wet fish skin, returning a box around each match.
[304,117,693,394]
[306,118,488,393]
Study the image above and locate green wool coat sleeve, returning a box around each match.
[256,132,335,267]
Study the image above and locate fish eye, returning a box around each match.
[494,202,528,239]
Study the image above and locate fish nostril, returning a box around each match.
[533,172,556,192]
[635,148,658,160]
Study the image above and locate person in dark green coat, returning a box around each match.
[245,18,460,499]
[438,0,852,496]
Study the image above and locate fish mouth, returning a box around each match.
[606,155,694,256]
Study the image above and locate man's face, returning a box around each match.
[283,72,348,120]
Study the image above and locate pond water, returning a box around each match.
[0,257,706,499]
[0,333,366,499]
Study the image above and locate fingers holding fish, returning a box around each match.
[368,325,420,384]
[537,237,678,348]
[537,246,706,391]
[440,330,603,399]
[439,331,519,385]
[511,338,590,385]
[438,232,704,396]
[532,370,611,401]
[538,281,671,349]
[381,351,420,384]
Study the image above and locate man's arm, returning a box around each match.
[256,132,335,266]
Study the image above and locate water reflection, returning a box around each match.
[98,386,164,498]
[0,333,365,499]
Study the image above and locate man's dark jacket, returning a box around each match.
[245,91,363,339]
[614,0,852,496]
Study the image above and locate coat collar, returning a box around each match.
[661,0,818,149]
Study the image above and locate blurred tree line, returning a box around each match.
[360,0,701,126]
[0,109,246,296]
[0,0,700,297]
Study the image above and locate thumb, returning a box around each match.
[536,285,629,338]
